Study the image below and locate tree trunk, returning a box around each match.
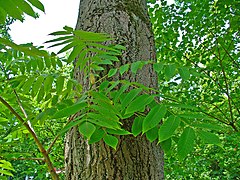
[64,0,164,179]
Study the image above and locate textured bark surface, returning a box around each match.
[65,0,164,179]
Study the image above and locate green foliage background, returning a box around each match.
[0,0,239,179]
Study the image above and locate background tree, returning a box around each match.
[148,0,239,178]
[64,0,164,179]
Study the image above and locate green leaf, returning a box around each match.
[27,0,45,12]
[79,122,96,139]
[67,44,84,63]
[56,76,64,94]
[106,81,120,93]
[53,102,87,119]
[177,127,195,161]
[37,58,44,71]
[57,117,84,135]
[32,75,44,97]
[121,88,142,109]
[0,160,14,171]
[66,80,73,94]
[47,39,73,49]
[164,64,176,80]
[14,0,36,18]
[142,105,167,133]
[44,57,51,68]
[179,67,190,80]
[192,123,223,131]
[58,41,79,54]
[165,103,198,110]
[44,75,54,94]
[45,35,73,44]
[125,94,154,115]
[198,130,221,146]
[131,61,144,74]
[74,30,111,42]
[21,76,35,92]
[113,84,129,103]
[37,86,45,103]
[179,113,213,120]
[119,64,129,75]
[99,54,119,62]
[63,26,74,32]
[89,128,105,144]
[158,115,180,142]
[99,81,110,91]
[146,126,158,142]
[153,62,164,73]
[160,138,172,153]
[107,128,131,135]
[88,114,120,130]
[0,8,7,24]
[132,117,143,137]
[103,134,118,150]
[49,30,72,36]
[113,44,126,50]
[108,68,118,77]
[0,0,23,21]
[0,169,13,177]
[0,117,8,123]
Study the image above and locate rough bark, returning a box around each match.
[64,0,164,179]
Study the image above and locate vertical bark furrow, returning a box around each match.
[65,0,164,179]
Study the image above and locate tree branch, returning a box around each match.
[0,96,59,180]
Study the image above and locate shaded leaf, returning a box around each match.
[146,126,158,142]
[198,130,221,146]
[160,138,172,153]
[56,76,64,94]
[89,128,105,144]
[179,67,190,80]
[177,127,195,160]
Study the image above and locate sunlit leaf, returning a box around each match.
[142,105,166,133]
[125,94,154,115]
[159,115,180,142]
[53,102,87,119]
[103,134,118,150]
[79,122,96,139]
[108,68,118,77]
[27,0,45,12]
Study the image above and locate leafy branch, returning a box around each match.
[0,96,59,180]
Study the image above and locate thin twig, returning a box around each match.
[10,158,45,161]
[0,96,59,180]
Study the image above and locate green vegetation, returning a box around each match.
[0,0,239,179]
